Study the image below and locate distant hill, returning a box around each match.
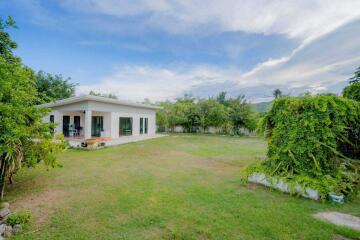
[251,101,272,112]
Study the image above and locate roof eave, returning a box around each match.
[37,95,162,110]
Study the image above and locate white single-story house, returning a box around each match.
[38,95,162,147]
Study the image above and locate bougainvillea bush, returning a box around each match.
[246,95,360,200]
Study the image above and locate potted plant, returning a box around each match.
[328,185,344,204]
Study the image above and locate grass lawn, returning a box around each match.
[5,135,360,240]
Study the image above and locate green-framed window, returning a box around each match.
[120,117,133,136]
[140,117,144,134]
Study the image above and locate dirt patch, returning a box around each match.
[247,182,258,190]
[11,189,66,225]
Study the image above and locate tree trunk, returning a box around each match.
[0,156,7,200]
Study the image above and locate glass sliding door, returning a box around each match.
[50,115,55,134]
[91,116,103,137]
[74,116,80,129]
[74,116,81,136]
[119,117,133,136]
[144,118,148,134]
[63,115,70,137]
[140,118,143,134]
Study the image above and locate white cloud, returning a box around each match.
[13,0,360,102]
[76,55,358,102]
[62,0,360,41]
[76,65,241,102]
[238,20,360,91]
[77,19,360,102]
[62,0,360,82]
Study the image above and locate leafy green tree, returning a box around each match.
[216,92,257,133]
[0,16,18,63]
[157,92,257,134]
[198,99,228,132]
[216,91,227,105]
[156,101,173,132]
[0,17,65,199]
[227,95,255,133]
[89,90,118,99]
[174,99,200,133]
[343,82,360,102]
[36,71,77,103]
[343,66,360,102]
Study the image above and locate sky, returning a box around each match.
[1,0,360,103]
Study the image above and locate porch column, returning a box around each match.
[54,110,63,135]
[84,110,92,139]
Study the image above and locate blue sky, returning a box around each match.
[1,0,360,102]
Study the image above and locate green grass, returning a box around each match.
[5,135,360,239]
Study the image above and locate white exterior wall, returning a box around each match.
[43,110,85,135]
[43,100,157,139]
[87,101,156,138]
[110,112,156,137]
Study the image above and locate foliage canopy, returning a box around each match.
[0,17,65,199]
[343,66,360,102]
[343,82,360,102]
[252,95,360,199]
[0,16,17,63]
[349,66,360,84]
[156,92,257,134]
[36,71,77,103]
[89,90,118,99]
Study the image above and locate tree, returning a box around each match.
[174,99,200,133]
[156,92,257,134]
[216,91,227,105]
[89,91,118,99]
[198,99,228,132]
[0,17,65,199]
[343,82,360,102]
[156,101,173,132]
[343,66,360,102]
[0,16,18,63]
[227,95,255,134]
[349,66,360,84]
[36,71,77,103]
[273,88,282,99]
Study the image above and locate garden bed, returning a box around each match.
[248,173,319,200]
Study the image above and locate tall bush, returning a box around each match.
[255,95,360,198]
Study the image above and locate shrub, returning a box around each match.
[6,211,32,226]
[248,95,360,200]
[343,82,360,102]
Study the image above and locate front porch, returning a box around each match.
[52,110,112,140]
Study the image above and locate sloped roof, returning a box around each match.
[37,95,161,110]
